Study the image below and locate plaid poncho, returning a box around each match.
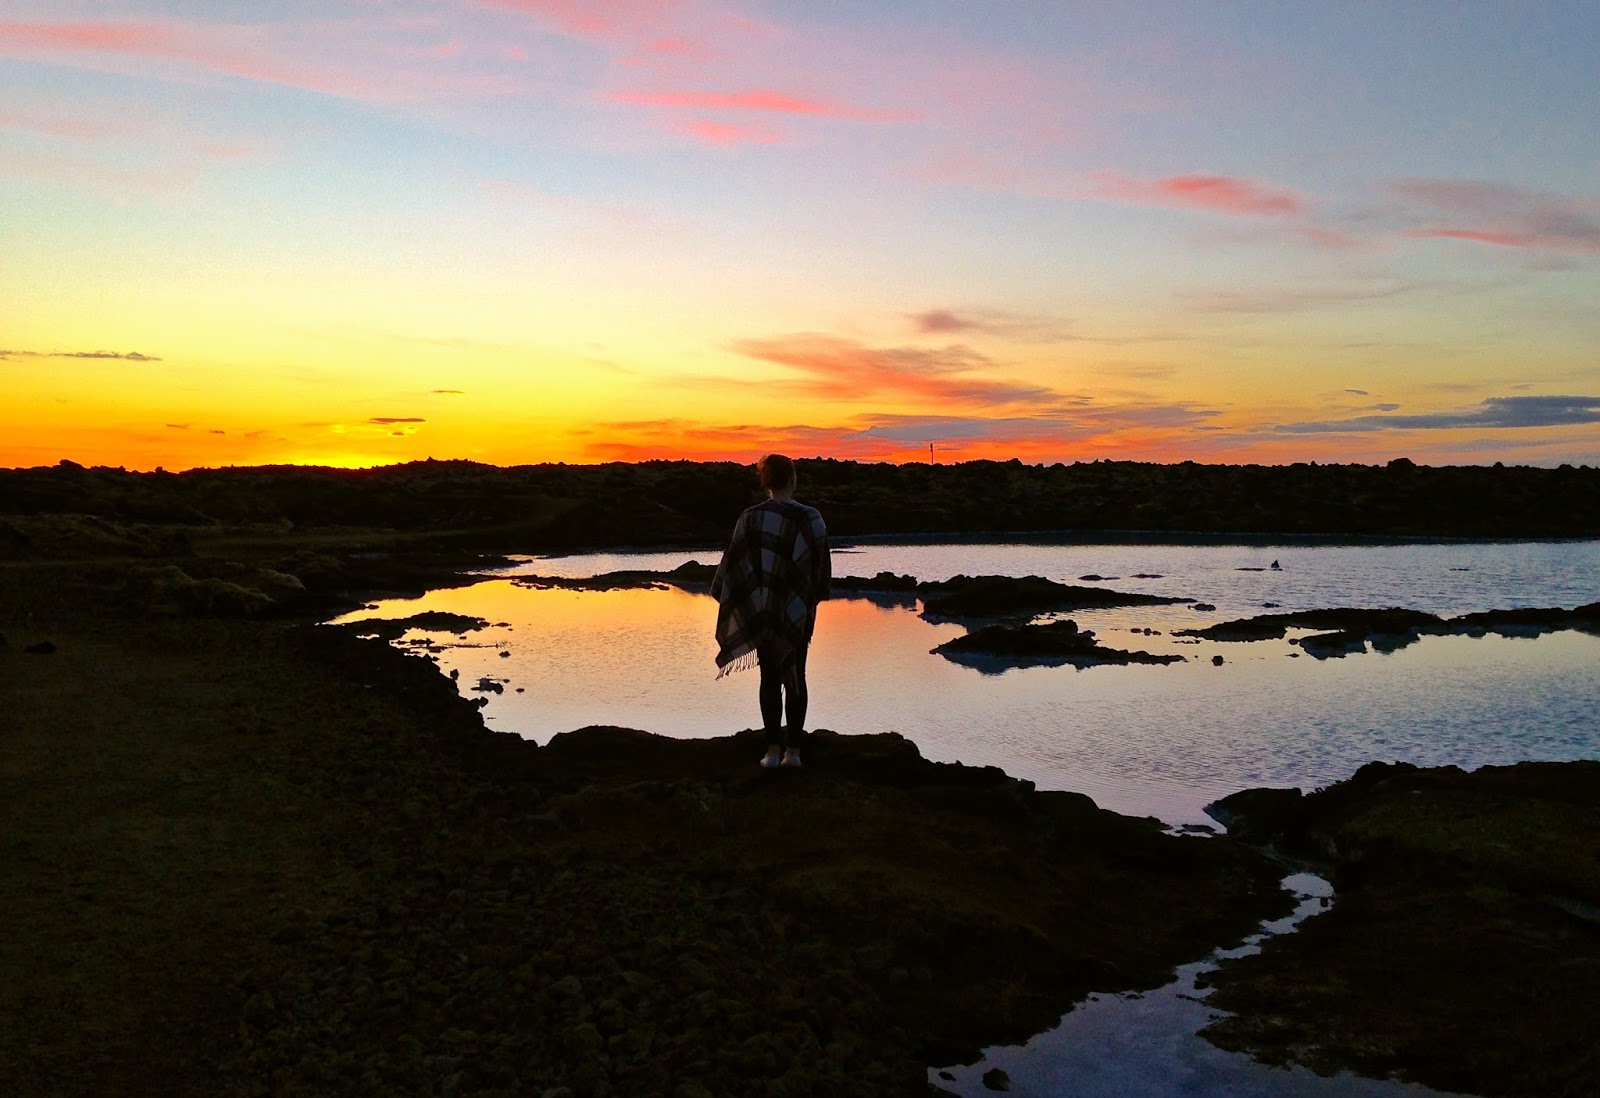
[711,498,831,677]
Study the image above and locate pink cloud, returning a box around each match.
[1087,172,1303,216]
[1294,225,1369,250]
[612,88,918,123]
[477,0,664,40]
[0,18,525,105]
[679,117,777,146]
[478,0,767,56]
[1401,228,1536,248]
[648,37,704,57]
[0,19,304,87]
[0,20,174,54]
[410,40,463,60]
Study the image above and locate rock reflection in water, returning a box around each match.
[928,874,1461,1098]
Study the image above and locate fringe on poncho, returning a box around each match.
[711,498,830,678]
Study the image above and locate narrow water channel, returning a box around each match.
[928,874,1466,1097]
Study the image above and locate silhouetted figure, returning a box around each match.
[1271,559,1282,570]
[711,454,831,769]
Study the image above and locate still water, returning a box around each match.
[929,874,1458,1098]
[333,539,1600,823]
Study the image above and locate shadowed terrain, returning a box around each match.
[1205,762,1600,1097]
[1,558,1289,1097]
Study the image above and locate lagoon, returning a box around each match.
[334,538,1600,824]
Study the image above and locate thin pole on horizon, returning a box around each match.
[929,441,936,465]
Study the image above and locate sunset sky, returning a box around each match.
[3,1,1598,470]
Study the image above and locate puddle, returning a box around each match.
[928,873,1466,1097]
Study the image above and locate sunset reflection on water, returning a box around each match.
[334,573,1600,824]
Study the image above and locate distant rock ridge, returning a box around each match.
[6,457,1600,553]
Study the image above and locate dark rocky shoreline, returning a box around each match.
[2,557,1296,1096]
[930,620,1186,670]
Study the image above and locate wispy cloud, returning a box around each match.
[480,177,652,230]
[368,417,426,425]
[910,309,974,334]
[1180,281,1413,314]
[1390,179,1600,256]
[578,396,1224,462]
[476,1,682,42]
[1274,395,1600,434]
[843,415,1087,443]
[575,418,852,462]
[844,403,1220,442]
[0,92,269,194]
[676,117,777,146]
[611,87,918,123]
[905,307,1081,342]
[0,18,325,93]
[0,104,125,141]
[1085,172,1303,217]
[731,334,1060,406]
[0,17,524,106]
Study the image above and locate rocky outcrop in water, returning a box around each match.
[346,611,491,641]
[931,620,1186,672]
[916,574,1189,622]
[1175,602,1600,658]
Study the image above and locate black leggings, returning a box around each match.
[757,644,808,747]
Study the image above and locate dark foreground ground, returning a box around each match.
[2,558,1289,1097]
[4,531,1598,1097]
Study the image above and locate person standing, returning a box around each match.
[711,454,831,768]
